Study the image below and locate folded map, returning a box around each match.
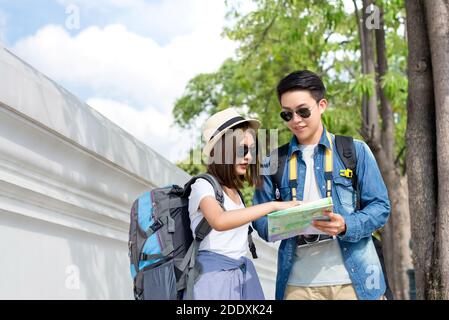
[267,197,333,242]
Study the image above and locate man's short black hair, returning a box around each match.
[276,70,326,102]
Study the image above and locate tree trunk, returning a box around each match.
[375,4,394,163]
[406,0,441,300]
[360,0,380,148]
[382,173,412,299]
[424,0,449,299]
[374,1,413,300]
[354,0,413,299]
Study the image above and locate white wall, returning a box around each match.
[0,45,278,300]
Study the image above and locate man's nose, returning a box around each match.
[292,112,304,123]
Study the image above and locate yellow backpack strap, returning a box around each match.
[325,132,333,198]
[289,152,298,200]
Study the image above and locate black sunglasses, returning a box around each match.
[236,145,257,158]
[280,104,317,122]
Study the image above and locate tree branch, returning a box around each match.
[395,146,406,166]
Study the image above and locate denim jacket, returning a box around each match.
[252,128,391,300]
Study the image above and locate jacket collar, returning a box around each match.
[288,126,332,157]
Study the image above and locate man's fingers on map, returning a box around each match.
[313,216,331,222]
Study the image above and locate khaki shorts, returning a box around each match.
[285,285,387,300]
[284,284,358,300]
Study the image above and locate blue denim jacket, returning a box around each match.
[252,128,391,300]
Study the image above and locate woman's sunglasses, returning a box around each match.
[279,104,317,122]
[236,145,257,158]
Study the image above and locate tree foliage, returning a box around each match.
[175,0,407,199]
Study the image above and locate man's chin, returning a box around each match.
[293,129,309,142]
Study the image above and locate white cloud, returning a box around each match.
[12,22,235,111]
[56,0,230,43]
[9,8,237,162]
[8,1,238,162]
[86,98,198,162]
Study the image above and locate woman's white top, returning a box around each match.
[188,178,249,260]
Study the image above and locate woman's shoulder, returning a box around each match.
[190,177,216,198]
[188,177,219,215]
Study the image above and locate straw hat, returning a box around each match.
[202,108,260,157]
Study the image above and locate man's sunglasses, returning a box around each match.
[280,104,317,122]
[236,145,257,158]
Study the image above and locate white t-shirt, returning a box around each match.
[188,178,249,260]
[288,144,352,287]
[298,145,327,235]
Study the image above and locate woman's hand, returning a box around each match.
[272,200,302,212]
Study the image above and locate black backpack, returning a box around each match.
[269,135,394,300]
[128,173,257,300]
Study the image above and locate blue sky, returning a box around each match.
[0,0,67,46]
[0,0,243,162]
[0,0,210,47]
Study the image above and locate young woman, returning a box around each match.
[188,108,300,300]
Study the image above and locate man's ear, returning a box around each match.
[319,99,328,114]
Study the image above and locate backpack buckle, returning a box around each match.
[150,218,163,232]
[339,169,353,178]
[275,187,281,200]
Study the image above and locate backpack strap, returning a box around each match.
[182,173,262,299]
[270,143,290,201]
[144,216,175,238]
[335,135,360,210]
[182,173,225,210]
[247,225,258,259]
[180,173,230,300]
[190,173,226,240]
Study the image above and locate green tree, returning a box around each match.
[175,0,409,297]
[352,0,411,299]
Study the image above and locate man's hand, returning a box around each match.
[312,210,346,236]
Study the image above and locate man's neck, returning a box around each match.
[295,123,324,145]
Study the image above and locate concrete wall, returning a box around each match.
[0,45,278,299]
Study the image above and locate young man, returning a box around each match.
[252,70,391,300]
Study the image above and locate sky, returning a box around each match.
[0,0,249,163]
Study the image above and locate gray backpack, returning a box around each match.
[128,173,257,300]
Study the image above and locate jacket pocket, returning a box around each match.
[333,176,356,208]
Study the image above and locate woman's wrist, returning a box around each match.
[269,201,278,212]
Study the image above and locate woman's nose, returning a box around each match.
[245,152,251,163]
